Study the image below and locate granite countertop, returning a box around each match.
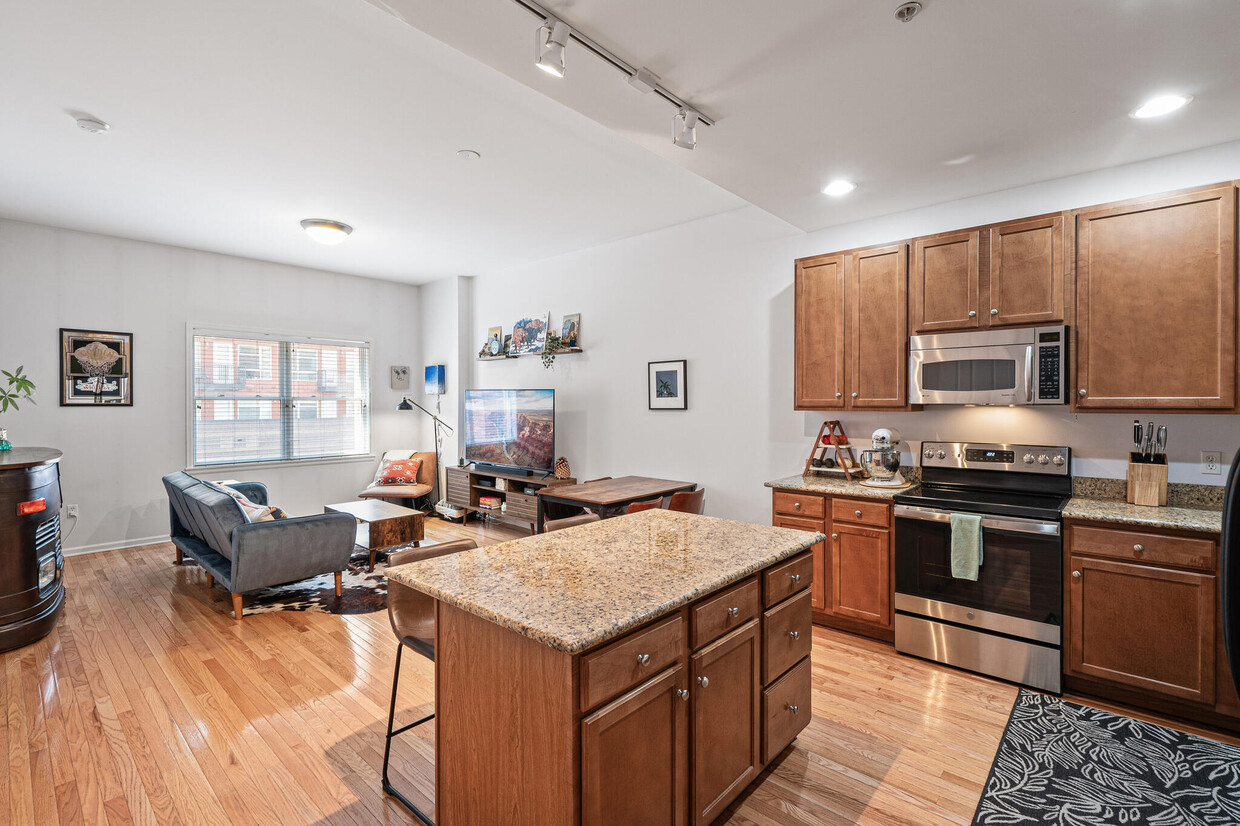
[764,473,917,501]
[386,510,823,654]
[1063,498,1223,534]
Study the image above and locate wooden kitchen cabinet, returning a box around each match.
[1075,184,1238,410]
[581,665,688,826]
[794,244,911,410]
[773,514,828,611]
[911,229,981,332]
[691,621,761,826]
[831,523,893,629]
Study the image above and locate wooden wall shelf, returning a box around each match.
[476,348,584,362]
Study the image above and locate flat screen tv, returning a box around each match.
[463,389,555,474]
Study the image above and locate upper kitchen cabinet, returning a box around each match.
[794,253,847,409]
[1075,184,1238,410]
[910,216,1066,334]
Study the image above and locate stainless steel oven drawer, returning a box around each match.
[895,613,1062,693]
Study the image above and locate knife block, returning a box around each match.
[1127,454,1168,507]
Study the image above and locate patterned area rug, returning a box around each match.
[973,689,1240,825]
[240,545,415,616]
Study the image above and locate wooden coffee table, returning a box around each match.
[324,500,425,572]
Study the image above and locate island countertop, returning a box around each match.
[386,509,824,654]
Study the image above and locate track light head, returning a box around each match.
[535,19,571,77]
[673,109,699,150]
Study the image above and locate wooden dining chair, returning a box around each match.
[626,498,663,514]
[541,477,613,532]
[668,488,706,515]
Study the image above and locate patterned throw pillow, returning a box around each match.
[376,458,423,485]
[207,482,281,523]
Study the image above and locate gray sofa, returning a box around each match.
[162,472,356,621]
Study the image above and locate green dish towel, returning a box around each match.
[950,513,983,581]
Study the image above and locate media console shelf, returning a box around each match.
[445,465,576,534]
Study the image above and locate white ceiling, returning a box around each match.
[378,0,1240,231]
[0,0,743,284]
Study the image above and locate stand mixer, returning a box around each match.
[859,427,909,488]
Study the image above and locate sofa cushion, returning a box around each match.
[207,482,280,523]
[376,457,423,486]
[358,483,431,500]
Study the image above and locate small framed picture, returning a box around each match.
[560,314,580,348]
[390,365,410,390]
[648,360,687,410]
[60,328,133,406]
[511,313,549,355]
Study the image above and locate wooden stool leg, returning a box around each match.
[175,548,183,565]
[231,593,243,621]
[334,571,343,597]
[206,573,214,589]
[369,550,376,573]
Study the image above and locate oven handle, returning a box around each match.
[894,504,1061,536]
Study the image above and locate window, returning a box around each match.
[191,331,370,467]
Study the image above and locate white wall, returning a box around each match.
[450,140,1240,525]
[0,219,423,553]
[417,275,473,499]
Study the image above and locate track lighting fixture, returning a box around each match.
[673,109,699,150]
[535,19,571,77]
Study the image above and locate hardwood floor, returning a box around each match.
[3,513,1236,825]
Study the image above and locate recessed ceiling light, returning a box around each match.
[300,219,352,245]
[822,180,857,197]
[75,117,110,134]
[457,149,481,160]
[942,154,975,166]
[535,19,571,77]
[1130,94,1193,119]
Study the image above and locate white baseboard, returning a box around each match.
[64,535,171,557]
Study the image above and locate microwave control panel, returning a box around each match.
[1036,328,1065,402]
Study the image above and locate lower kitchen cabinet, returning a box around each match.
[832,523,892,629]
[581,665,688,826]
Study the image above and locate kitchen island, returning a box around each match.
[387,509,822,825]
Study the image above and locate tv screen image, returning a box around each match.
[464,389,555,472]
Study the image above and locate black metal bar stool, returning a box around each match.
[382,538,478,825]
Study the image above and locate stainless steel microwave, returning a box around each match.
[909,326,1068,405]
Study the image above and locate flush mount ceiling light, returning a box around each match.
[535,18,571,77]
[300,219,353,245]
[510,0,712,148]
[75,116,110,134]
[894,2,922,22]
[673,109,700,150]
[822,180,857,197]
[1130,93,1193,119]
[456,149,481,159]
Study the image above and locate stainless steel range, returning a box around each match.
[893,441,1070,693]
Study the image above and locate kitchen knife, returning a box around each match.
[1133,420,1143,457]
[1156,425,1167,462]
[1143,421,1155,460]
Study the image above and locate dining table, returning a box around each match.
[535,475,696,532]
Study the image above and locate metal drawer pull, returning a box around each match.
[1072,570,1081,579]
[676,688,689,701]
[1133,544,1144,553]
[636,653,651,665]
[727,606,740,617]
[990,308,999,316]
[793,501,802,510]
[787,704,799,714]
[854,509,862,517]
[697,676,709,688]
[789,630,800,640]
[790,573,801,584]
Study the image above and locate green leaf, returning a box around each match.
[1,371,12,380]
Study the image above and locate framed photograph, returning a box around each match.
[648,360,687,410]
[60,328,132,406]
[560,313,581,348]
[511,313,549,355]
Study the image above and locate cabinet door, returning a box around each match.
[1076,185,1237,409]
[582,665,688,826]
[987,215,1065,327]
[911,230,980,332]
[832,524,891,628]
[772,514,829,612]
[1067,556,1216,705]
[691,621,760,826]
[794,254,847,409]
[849,244,909,408]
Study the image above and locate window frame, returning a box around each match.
[186,325,374,471]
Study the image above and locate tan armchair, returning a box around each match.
[359,450,437,509]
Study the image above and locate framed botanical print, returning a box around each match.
[648,359,687,410]
[60,328,133,406]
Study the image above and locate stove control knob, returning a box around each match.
[923,449,935,460]
[936,450,946,459]
[1052,454,1065,466]
[1037,454,1050,465]
[1023,453,1035,464]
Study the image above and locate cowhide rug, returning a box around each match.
[236,545,417,617]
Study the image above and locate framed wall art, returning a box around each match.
[510,313,549,355]
[60,328,133,406]
[648,359,687,410]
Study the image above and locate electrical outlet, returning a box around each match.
[66,504,79,518]
[1202,451,1223,475]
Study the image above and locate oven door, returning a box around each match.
[893,505,1062,632]
[910,342,1034,405]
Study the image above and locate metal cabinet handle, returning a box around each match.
[790,573,801,584]
[676,688,689,701]
[835,391,842,398]
[851,392,859,398]
[727,606,740,617]
[1072,570,1081,579]
[787,704,799,714]
[1133,544,1144,553]
[793,502,802,510]
[1079,389,1087,397]
[697,676,709,688]
[789,630,800,640]
[990,308,999,316]
[637,653,651,665]
[831,533,839,540]
[854,509,862,517]
[968,310,977,317]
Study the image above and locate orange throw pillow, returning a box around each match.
[376,457,423,485]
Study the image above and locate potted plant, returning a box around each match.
[0,366,36,450]
[540,331,567,369]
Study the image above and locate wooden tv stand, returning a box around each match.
[444,465,576,534]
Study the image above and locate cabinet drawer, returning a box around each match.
[762,656,811,763]
[773,491,825,519]
[831,497,889,528]
[580,616,685,712]
[1069,524,1217,572]
[763,552,813,607]
[763,590,813,684]
[691,578,760,650]
[504,492,538,521]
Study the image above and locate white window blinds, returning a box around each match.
[190,331,370,467]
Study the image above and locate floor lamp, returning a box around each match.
[397,396,453,514]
